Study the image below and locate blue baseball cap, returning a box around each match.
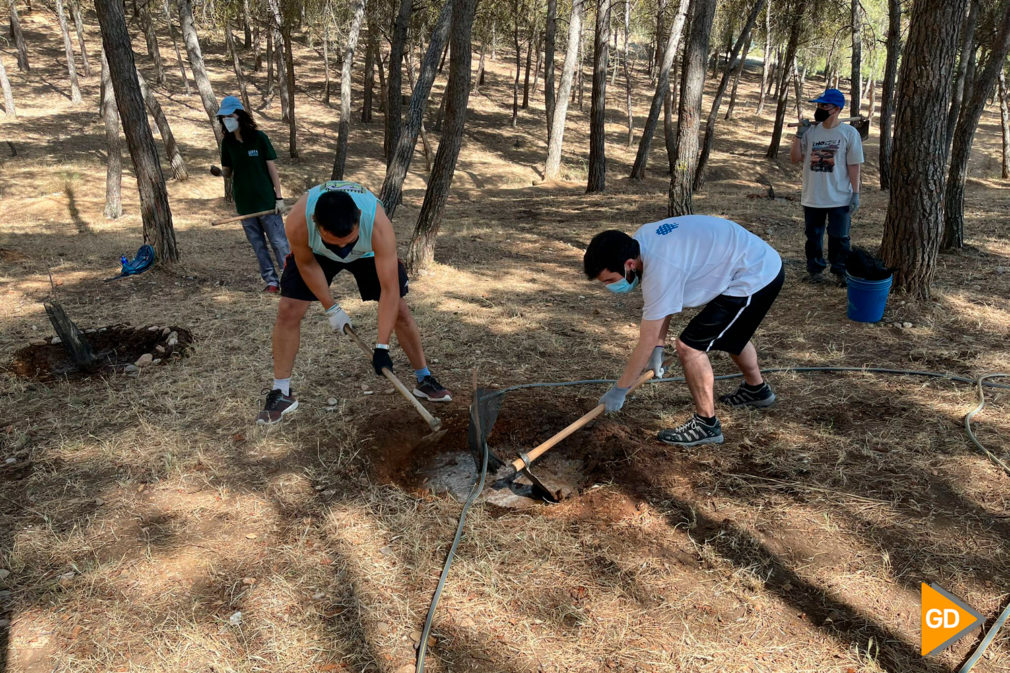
[216,96,244,117]
[810,88,845,109]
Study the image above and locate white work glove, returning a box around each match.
[275,198,288,215]
[647,346,665,378]
[794,119,812,142]
[849,192,860,215]
[325,305,352,335]
[599,385,630,414]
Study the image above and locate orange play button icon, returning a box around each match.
[921,583,983,657]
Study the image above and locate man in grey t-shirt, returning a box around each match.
[790,88,864,287]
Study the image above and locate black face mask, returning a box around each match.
[814,108,831,122]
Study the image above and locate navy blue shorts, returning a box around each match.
[678,265,784,355]
[279,254,409,302]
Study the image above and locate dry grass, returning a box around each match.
[2,7,1010,673]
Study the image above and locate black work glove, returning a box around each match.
[372,347,393,376]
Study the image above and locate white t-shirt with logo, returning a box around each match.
[800,122,864,208]
[633,215,782,321]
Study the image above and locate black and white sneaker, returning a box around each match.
[657,414,724,447]
[256,388,299,424]
[413,375,452,402]
[718,383,776,409]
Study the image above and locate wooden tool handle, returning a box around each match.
[787,116,863,128]
[510,364,666,472]
[343,325,442,432]
[211,208,276,226]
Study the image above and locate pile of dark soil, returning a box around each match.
[9,324,193,380]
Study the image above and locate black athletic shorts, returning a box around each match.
[678,265,784,355]
[279,253,409,302]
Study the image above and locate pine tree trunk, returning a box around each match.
[630,0,688,179]
[511,0,520,125]
[881,0,968,298]
[69,0,90,78]
[362,21,376,121]
[331,0,365,180]
[667,0,715,214]
[242,0,251,47]
[100,50,122,218]
[177,0,221,144]
[544,0,584,180]
[522,23,533,108]
[94,0,178,262]
[622,0,632,147]
[9,2,30,71]
[586,0,612,193]
[407,0,477,271]
[55,0,82,103]
[283,24,297,157]
[849,0,861,117]
[273,30,290,121]
[385,0,412,161]
[945,2,979,156]
[0,54,16,118]
[755,0,771,114]
[878,0,900,190]
[653,0,666,79]
[377,0,453,215]
[544,0,557,137]
[139,0,163,83]
[764,3,803,159]
[942,8,1010,250]
[576,22,585,109]
[253,25,262,71]
[724,38,750,120]
[999,69,1010,179]
[532,31,544,96]
[136,67,188,180]
[323,11,332,105]
[265,28,275,97]
[475,43,486,91]
[225,19,252,114]
[694,0,765,190]
[376,45,386,111]
[163,0,190,93]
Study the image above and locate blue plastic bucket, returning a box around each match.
[846,274,893,322]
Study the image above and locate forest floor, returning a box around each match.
[2,8,1010,673]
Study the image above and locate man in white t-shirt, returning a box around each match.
[790,88,864,287]
[583,216,784,447]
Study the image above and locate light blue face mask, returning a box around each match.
[606,270,640,294]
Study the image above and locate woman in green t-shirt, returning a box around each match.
[217,96,290,293]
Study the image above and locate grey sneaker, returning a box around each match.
[804,271,827,284]
[413,375,452,402]
[719,383,776,408]
[657,415,724,447]
[256,388,299,424]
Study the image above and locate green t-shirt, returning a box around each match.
[220,130,278,215]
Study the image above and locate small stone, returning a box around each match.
[162,327,171,336]
[363,390,374,395]
[135,353,153,367]
[147,326,160,332]
[155,345,165,354]
[229,611,242,626]
[4,457,15,464]
[327,397,338,406]
[166,336,178,346]
[94,498,104,506]
[85,328,96,333]
[124,364,139,373]
[0,569,10,580]
[902,322,912,328]
[151,359,161,365]
[58,571,75,586]
[167,331,177,341]
[313,591,325,600]
[51,336,61,344]
[322,489,336,497]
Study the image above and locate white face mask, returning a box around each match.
[223,117,239,133]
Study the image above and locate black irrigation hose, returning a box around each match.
[415,367,1010,672]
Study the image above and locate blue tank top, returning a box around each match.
[304,181,379,263]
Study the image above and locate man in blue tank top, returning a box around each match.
[257,180,452,424]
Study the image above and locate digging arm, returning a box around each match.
[847,163,861,195]
[615,318,667,389]
[370,204,400,346]
[286,194,338,310]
